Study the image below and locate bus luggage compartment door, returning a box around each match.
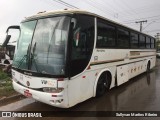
[117,65,129,86]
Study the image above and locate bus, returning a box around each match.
[9,9,156,108]
[0,26,19,72]
[0,42,15,65]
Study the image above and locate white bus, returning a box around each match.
[0,26,19,66]
[10,9,156,108]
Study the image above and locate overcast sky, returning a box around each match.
[0,0,160,43]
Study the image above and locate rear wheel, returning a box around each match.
[96,73,111,97]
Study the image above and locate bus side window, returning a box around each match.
[96,18,116,48]
[72,27,87,59]
[70,15,94,77]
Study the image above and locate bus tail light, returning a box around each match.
[43,87,64,93]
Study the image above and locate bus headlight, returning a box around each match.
[43,87,64,93]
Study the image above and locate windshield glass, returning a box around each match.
[13,16,70,75]
[12,20,37,70]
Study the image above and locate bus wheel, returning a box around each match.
[147,61,150,73]
[96,72,111,97]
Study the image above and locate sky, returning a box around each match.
[0,0,160,43]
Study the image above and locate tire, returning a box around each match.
[96,73,111,97]
[146,62,150,73]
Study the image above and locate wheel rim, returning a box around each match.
[97,75,108,95]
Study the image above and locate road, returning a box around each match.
[1,59,160,120]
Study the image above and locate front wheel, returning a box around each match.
[96,73,111,97]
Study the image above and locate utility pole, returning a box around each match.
[135,20,147,32]
[155,33,160,51]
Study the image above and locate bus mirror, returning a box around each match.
[2,35,11,47]
[2,25,20,47]
[6,25,20,33]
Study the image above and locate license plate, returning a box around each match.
[24,90,32,98]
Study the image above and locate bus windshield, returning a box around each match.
[13,16,70,75]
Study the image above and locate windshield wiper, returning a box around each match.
[17,44,30,69]
[30,42,41,73]
[16,43,41,73]
[31,54,40,73]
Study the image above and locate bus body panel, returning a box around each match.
[91,48,156,96]
[12,69,59,88]
[117,65,129,86]
[13,80,69,108]
[12,70,69,108]
[67,70,96,107]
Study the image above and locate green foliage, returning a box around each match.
[0,70,8,80]
[0,70,15,98]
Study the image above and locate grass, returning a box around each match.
[0,70,17,99]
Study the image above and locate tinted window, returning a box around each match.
[131,32,138,48]
[139,35,146,48]
[71,15,94,77]
[96,19,116,48]
[117,28,130,48]
[146,37,151,48]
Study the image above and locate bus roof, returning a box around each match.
[24,9,154,38]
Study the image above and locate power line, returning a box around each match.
[83,0,114,17]
[113,0,140,20]
[87,0,114,16]
[58,0,79,9]
[39,0,61,9]
[49,0,159,37]
[119,7,159,23]
[142,21,156,31]
[52,0,72,8]
[144,29,160,33]
[124,18,160,25]
[89,0,116,15]
[118,3,160,18]
[53,0,79,9]
[123,14,160,24]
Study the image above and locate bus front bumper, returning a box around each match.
[12,81,69,108]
